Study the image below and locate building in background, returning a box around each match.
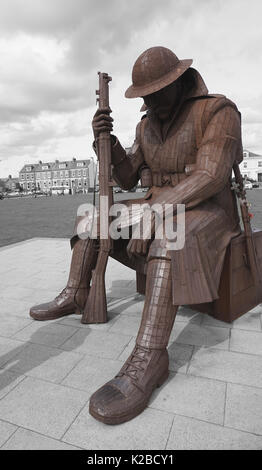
[239,149,262,181]
[19,158,97,194]
[0,175,21,193]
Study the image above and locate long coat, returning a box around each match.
[72,68,243,306]
[109,68,243,305]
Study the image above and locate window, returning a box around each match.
[243,162,247,168]
[78,170,82,177]
[71,170,75,177]
[60,171,64,178]
[53,171,57,178]
[47,172,51,179]
[258,161,262,167]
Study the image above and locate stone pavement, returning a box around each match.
[0,238,261,450]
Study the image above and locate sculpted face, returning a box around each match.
[142,79,182,121]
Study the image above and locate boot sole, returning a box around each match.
[29,309,76,321]
[89,369,169,425]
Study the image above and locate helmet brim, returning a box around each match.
[125,59,193,98]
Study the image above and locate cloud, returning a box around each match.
[0,0,262,176]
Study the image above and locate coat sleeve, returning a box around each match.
[111,120,145,190]
[151,100,243,211]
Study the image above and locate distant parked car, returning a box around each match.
[252,182,260,188]
[114,187,123,193]
[244,181,252,189]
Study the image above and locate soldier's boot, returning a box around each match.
[89,258,178,424]
[30,239,98,321]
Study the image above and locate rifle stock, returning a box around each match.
[82,72,113,324]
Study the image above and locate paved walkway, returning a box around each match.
[0,238,261,450]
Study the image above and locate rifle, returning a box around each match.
[82,72,113,323]
[233,162,262,291]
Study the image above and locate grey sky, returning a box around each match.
[0,0,261,176]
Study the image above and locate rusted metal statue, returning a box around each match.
[30,46,261,425]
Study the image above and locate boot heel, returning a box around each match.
[157,370,169,388]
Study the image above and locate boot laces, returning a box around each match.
[54,287,68,301]
[117,345,151,384]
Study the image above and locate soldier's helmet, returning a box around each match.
[125,46,192,99]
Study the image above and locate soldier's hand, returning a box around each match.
[127,211,155,258]
[127,238,151,258]
[92,107,113,140]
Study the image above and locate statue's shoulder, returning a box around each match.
[192,94,240,129]
[198,93,239,114]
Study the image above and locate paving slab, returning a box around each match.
[166,414,262,450]
[151,372,226,425]
[108,313,142,336]
[176,306,203,325]
[13,321,79,348]
[0,315,33,338]
[229,329,262,356]
[0,370,26,400]
[232,305,262,331]
[0,238,261,450]
[0,298,39,319]
[2,428,79,450]
[0,419,17,448]
[61,354,123,395]
[225,383,262,435]
[61,328,132,360]
[168,342,194,374]
[188,347,262,388]
[107,295,145,316]
[170,322,230,350]
[2,342,84,384]
[57,311,119,331]
[0,376,88,439]
[0,337,28,368]
[63,404,174,450]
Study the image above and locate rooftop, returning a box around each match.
[19,158,92,174]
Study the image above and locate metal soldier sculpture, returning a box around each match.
[30,47,243,424]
